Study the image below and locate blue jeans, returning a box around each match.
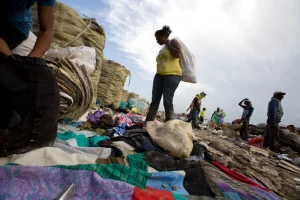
[192,109,200,127]
[146,74,181,121]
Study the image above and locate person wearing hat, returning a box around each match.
[238,98,254,140]
[263,91,286,151]
[187,92,206,128]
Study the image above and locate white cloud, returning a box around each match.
[97,0,300,126]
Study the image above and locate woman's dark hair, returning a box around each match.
[155,25,172,37]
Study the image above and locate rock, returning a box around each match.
[222,127,238,138]
[171,186,177,191]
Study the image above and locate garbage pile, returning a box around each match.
[119,92,149,115]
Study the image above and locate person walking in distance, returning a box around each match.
[199,108,206,124]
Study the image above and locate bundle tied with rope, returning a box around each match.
[97,60,130,108]
[31,2,106,108]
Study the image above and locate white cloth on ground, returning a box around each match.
[6,147,98,166]
[54,140,111,158]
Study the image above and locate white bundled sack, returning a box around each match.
[45,46,96,74]
[147,120,195,159]
[173,37,197,83]
[12,32,37,56]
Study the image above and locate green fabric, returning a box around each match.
[173,193,187,200]
[78,121,105,135]
[127,153,148,172]
[55,164,151,189]
[56,131,109,147]
[212,111,220,124]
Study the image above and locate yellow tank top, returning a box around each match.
[156,47,182,76]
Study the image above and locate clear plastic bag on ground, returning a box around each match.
[146,120,195,159]
[173,36,197,83]
[129,98,148,113]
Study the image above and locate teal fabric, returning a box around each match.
[173,193,187,200]
[56,131,109,147]
[127,153,148,171]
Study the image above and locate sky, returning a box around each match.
[60,0,300,126]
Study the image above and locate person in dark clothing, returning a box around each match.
[263,91,285,151]
[238,98,254,140]
[187,92,206,128]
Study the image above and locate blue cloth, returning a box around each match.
[267,98,283,124]
[146,171,189,195]
[4,0,56,37]
[113,122,127,137]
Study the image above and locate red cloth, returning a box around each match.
[249,137,263,148]
[211,161,270,191]
[132,187,174,200]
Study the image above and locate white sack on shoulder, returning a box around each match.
[173,36,197,83]
[146,120,194,159]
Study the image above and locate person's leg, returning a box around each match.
[263,124,271,148]
[242,121,249,140]
[269,124,280,150]
[145,74,163,122]
[162,75,181,121]
[240,122,245,139]
[200,116,204,124]
[192,109,199,128]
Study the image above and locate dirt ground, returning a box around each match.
[194,129,300,200]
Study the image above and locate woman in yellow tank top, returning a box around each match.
[145,25,182,122]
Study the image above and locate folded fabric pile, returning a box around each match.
[47,58,93,120]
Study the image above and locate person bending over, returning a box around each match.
[0,0,55,58]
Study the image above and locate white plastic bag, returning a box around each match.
[173,36,197,83]
[146,120,195,159]
[12,32,37,56]
[45,46,96,74]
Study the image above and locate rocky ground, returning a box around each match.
[194,129,300,200]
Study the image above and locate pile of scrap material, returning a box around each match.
[31,1,106,109]
[118,91,149,115]
[97,60,130,108]
[47,58,93,120]
[194,129,300,200]
[0,108,284,199]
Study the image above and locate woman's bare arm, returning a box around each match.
[28,5,54,58]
